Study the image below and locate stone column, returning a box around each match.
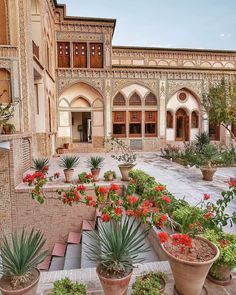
[159,80,167,138]
[104,79,112,137]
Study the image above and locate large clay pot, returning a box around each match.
[161,236,219,295]
[63,143,69,149]
[91,168,101,182]
[200,167,217,181]
[97,267,132,295]
[0,269,40,295]
[118,164,134,181]
[64,169,74,183]
[207,263,232,286]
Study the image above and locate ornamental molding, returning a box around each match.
[56,32,102,42]
[0,60,11,69]
[55,23,112,34]
[166,80,203,99]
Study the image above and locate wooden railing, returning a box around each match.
[32,40,39,59]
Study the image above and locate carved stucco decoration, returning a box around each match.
[56,32,102,42]
[166,80,203,101]
[0,60,11,69]
[111,79,158,97]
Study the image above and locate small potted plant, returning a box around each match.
[198,144,218,181]
[78,172,94,184]
[0,229,47,295]
[63,142,70,149]
[203,229,236,285]
[48,277,86,294]
[85,217,149,295]
[104,170,116,181]
[132,271,167,295]
[86,156,105,181]
[2,123,15,134]
[32,158,49,174]
[105,138,136,181]
[59,155,80,183]
[158,232,219,295]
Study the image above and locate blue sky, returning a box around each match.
[57,0,236,50]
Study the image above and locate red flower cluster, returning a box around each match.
[158,232,168,243]
[161,195,171,204]
[62,190,80,204]
[101,213,110,222]
[171,234,192,249]
[110,183,120,191]
[42,166,49,173]
[155,185,165,192]
[85,173,93,179]
[218,239,230,249]
[77,185,86,191]
[98,186,109,194]
[85,195,96,207]
[23,171,45,185]
[127,195,138,205]
[203,211,214,220]
[114,207,123,216]
[157,214,168,228]
[228,178,236,187]
[203,193,210,201]
[54,172,60,178]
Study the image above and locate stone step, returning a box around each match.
[52,243,67,257]
[38,255,51,271]
[63,244,82,270]
[67,231,82,244]
[81,230,98,269]
[49,257,65,271]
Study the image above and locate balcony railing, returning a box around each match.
[32,41,39,60]
[0,45,18,58]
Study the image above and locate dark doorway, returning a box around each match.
[71,112,92,143]
[176,109,189,141]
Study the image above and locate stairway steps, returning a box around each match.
[81,230,98,269]
[38,255,51,271]
[52,243,66,257]
[82,220,96,231]
[63,244,81,270]
[67,232,82,244]
[49,257,65,271]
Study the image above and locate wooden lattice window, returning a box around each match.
[129,92,141,106]
[129,111,142,137]
[57,42,70,68]
[145,92,157,106]
[145,111,157,137]
[90,43,103,68]
[113,92,126,106]
[191,111,199,128]
[73,43,87,68]
[112,111,126,138]
[167,111,173,128]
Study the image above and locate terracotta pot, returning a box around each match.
[64,169,74,183]
[118,164,134,181]
[161,236,219,295]
[56,147,64,154]
[97,267,132,295]
[91,168,101,182]
[207,263,232,285]
[200,167,217,181]
[63,143,69,149]
[0,269,40,295]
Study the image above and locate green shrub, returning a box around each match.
[59,156,80,170]
[132,271,167,295]
[104,170,116,180]
[49,278,86,295]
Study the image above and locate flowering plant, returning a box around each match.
[78,172,94,184]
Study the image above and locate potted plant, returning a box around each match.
[105,138,136,181]
[198,144,218,181]
[203,229,236,285]
[0,229,47,295]
[86,156,105,181]
[104,170,116,181]
[132,271,167,295]
[158,232,220,295]
[32,158,49,174]
[2,123,15,134]
[48,277,86,294]
[0,102,15,134]
[63,142,70,149]
[85,217,149,295]
[59,155,80,183]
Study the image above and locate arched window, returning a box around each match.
[191,111,199,128]
[113,92,126,106]
[0,69,11,103]
[166,111,173,128]
[0,0,8,45]
[145,92,157,106]
[129,92,141,106]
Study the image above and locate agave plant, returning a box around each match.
[32,158,49,171]
[59,155,80,170]
[0,229,47,288]
[87,156,105,169]
[85,217,150,277]
[195,132,210,152]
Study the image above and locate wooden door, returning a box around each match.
[57,42,70,68]
[176,109,189,141]
[90,43,103,68]
[73,43,87,68]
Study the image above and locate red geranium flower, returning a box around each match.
[114,207,123,216]
[152,207,159,214]
[101,213,110,222]
[54,172,60,178]
[42,166,49,172]
[126,209,135,216]
[203,212,214,220]
[161,195,171,204]
[85,195,93,201]
[85,173,93,179]
[77,185,86,191]
[127,195,138,205]
[155,185,165,192]
[160,214,168,222]
[142,207,150,216]
[228,178,236,187]
[203,193,210,201]
[98,186,109,194]
[141,200,153,208]
[171,234,192,249]
[158,232,168,243]
[110,183,120,191]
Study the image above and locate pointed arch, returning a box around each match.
[145,92,157,106]
[129,92,141,106]
[113,92,126,106]
[70,96,91,108]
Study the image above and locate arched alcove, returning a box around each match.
[129,92,141,106]
[113,92,126,106]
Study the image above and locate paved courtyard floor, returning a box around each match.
[45,152,236,233]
